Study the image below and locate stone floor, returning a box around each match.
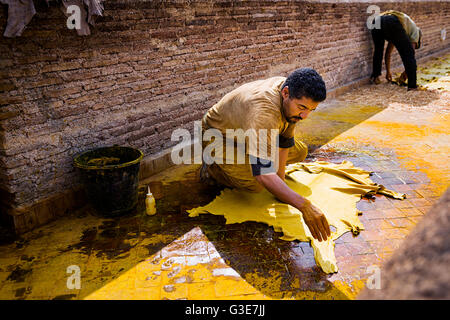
[0,53,448,300]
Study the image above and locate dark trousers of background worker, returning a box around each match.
[371,14,417,89]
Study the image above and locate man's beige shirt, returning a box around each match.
[202,77,295,162]
[382,10,421,44]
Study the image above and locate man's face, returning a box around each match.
[281,86,319,124]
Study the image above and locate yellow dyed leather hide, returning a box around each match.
[188,161,405,274]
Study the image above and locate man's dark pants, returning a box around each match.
[371,14,417,89]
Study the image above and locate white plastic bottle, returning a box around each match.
[145,186,156,216]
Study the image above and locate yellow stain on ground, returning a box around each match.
[322,55,450,297]
[84,227,271,300]
[294,103,387,148]
[188,161,405,274]
[332,112,449,195]
[417,54,450,91]
[332,280,367,300]
[83,226,362,300]
[241,269,356,300]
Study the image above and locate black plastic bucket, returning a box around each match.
[74,146,144,217]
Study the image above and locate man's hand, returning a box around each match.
[255,172,332,242]
[299,199,331,242]
[386,72,392,82]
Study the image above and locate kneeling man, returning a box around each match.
[200,68,331,242]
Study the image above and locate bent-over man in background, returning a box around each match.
[370,10,422,90]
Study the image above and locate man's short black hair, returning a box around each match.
[282,68,326,102]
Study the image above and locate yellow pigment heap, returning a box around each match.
[188,161,405,274]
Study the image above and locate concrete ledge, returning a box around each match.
[3,188,86,234]
[139,148,175,181]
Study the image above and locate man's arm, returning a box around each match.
[277,126,295,180]
[385,42,395,81]
[255,173,331,242]
[399,71,408,83]
[277,147,289,181]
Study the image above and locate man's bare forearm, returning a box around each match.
[277,148,289,181]
[255,173,331,241]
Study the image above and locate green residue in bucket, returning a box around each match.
[87,157,121,166]
[74,146,143,170]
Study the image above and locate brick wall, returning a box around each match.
[0,0,449,232]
